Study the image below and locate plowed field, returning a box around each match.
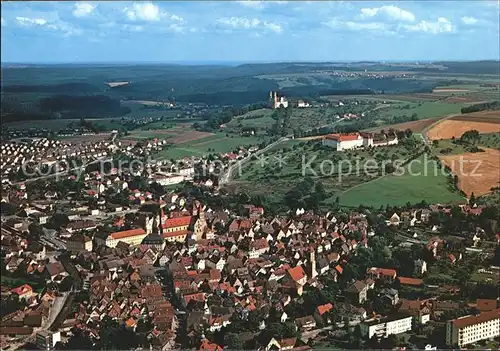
[439,148,500,196]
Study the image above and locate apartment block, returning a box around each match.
[446,309,500,348]
[360,314,413,339]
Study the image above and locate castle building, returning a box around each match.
[322,132,398,151]
[269,91,289,109]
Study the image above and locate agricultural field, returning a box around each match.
[335,153,465,208]
[365,117,442,134]
[438,148,500,197]
[225,109,276,132]
[426,110,500,140]
[373,101,464,121]
[153,132,269,160]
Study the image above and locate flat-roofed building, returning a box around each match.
[360,314,413,339]
[446,309,500,348]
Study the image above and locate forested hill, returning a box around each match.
[1,61,497,122]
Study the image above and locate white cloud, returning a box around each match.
[404,17,453,34]
[461,16,478,25]
[169,23,188,33]
[122,24,144,32]
[217,17,282,33]
[15,15,82,36]
[1,18,5,27]
[323,18,388,32]
[125,2,161,21]
[73,3,96,18]
[263,21,282,33]
[170,14,184,22]
[360,5,415,22]
[16,16,48,26]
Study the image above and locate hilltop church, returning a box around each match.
[269,91,289,109]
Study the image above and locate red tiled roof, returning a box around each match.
[335,265,343,274]
[163,216,191,229]
[287,266,306,282]
[110,228,146,240]
[367,267,397,277]
[317,303,333,315]
[279,338,297,348]
[199,339,222,351]
[184,292,206,305]
[163,229,188,238]
[325,133,361,142]
[477,299,498,312]
[398,277,423,286]
[452,309,500,329]
[10,284,32,295]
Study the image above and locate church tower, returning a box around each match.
[309,249,317,279]
[194,204,207,241]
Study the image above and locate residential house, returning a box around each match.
[345,280,368,304]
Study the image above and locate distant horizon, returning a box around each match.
[2,59,500,67]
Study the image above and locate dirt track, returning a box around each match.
[433,89,470,92]
[439,148,500,196]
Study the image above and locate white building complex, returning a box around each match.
[360,314,413,339]
[446,309,500,348]
[322,132,398,151]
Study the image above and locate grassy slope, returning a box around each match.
[336,154,465,208]
[153,132,269,160]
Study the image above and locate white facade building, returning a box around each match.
[322,132,398,151]
[36,331,61,350]
[152,173,185,186]
[446,309,500,348]
[360,315,413,339]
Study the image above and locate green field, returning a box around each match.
[153,132,270,160]
[432,133,500,155]
[335,153,465,208]
[374,101,464,120]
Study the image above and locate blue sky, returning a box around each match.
[2,1,499,63]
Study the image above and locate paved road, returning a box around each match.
[44,292,70,330]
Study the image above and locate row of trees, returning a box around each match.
[461,100,499,114]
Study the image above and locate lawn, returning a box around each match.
[374,101,464,121]
[431,133,500,156]
[153,132,270,160]
[336,153,465,208]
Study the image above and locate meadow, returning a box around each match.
[335,154,465,208]
[152,132,270,160]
